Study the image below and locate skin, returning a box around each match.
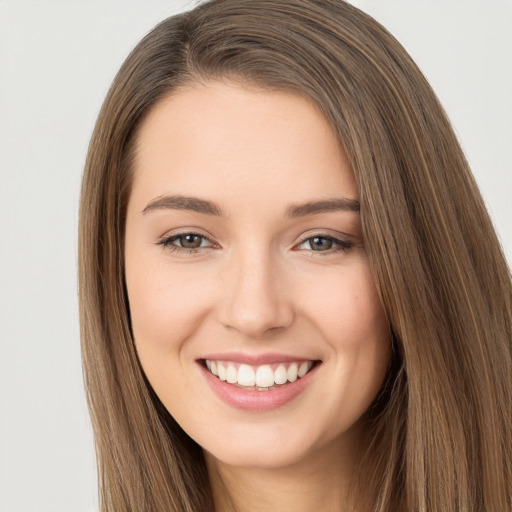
[124,81,391,511]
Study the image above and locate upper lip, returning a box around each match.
[198,352,319,366]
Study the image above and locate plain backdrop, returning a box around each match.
[0,1,510,511]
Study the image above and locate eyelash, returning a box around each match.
[156,232,355,256]
[156,232,216,256]
[296,234,355,255]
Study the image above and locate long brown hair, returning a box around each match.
[78,1,512,510]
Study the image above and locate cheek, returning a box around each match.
[299,263,388,346]
[124,263,208,415]
[301,263,391,411]
[127,264,210,350]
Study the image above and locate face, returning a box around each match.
[124,81,391,470]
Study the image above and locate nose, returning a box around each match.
[218,250,295,339]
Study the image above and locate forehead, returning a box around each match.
[130,81,358,215]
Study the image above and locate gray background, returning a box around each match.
[1,1,510,511]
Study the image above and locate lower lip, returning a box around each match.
[199,362,319,412]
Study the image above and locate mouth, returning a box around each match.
[198,355,321,411]
[202,359,318,391]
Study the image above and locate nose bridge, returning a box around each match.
[219,243,294,338]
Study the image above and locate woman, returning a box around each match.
[78,0,512,510]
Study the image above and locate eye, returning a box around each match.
[297,235,354,253]
[157,232,216,254]
[172,233,211,249]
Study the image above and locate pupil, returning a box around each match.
[181,234,202,248]
[311,237,332,251]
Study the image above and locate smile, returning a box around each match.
[205,360,314,390]
[199,354,321,411]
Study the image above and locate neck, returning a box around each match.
[205,428,364,512]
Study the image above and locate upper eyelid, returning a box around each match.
[159,229,349,239]
[158,227,216,241]
[161,233,217,249]
[294,234,353,252]
[169,232,214,242]
[297,234,345,243]
[171,233,214,243]
[158,227,353,241]
[158,230,352,251]
[294,230,353,244]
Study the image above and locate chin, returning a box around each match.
[205,438,315,470]
[198,414,350,472]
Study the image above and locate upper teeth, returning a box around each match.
[205,360,314,388]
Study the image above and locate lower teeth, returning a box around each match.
[232,383,283,391]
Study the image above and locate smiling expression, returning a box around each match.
[124,81,391,469]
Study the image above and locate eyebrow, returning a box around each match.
[142,195,222,216]
[142,194,360,217]
[286,198,360,217]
